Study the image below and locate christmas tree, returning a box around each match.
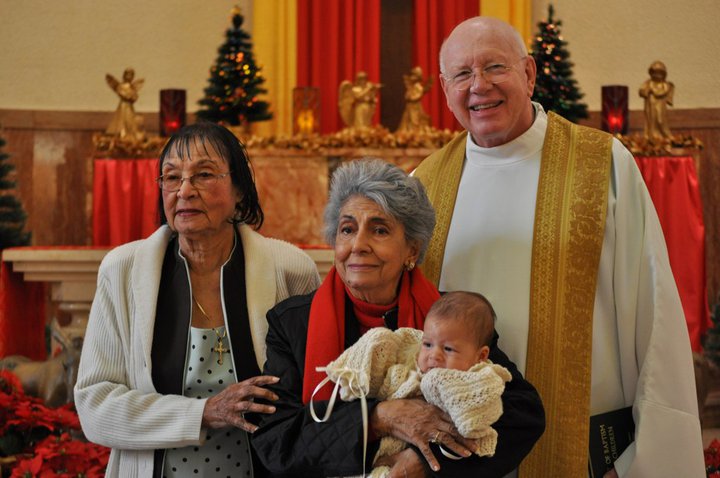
[196,6,272,126]
[530,4,588,123]
[0,133,31,248]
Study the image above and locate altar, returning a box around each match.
[92,146,435,246]
[0,148,711,358]
[85,149,719,352]
[0,245,334,358]
[1,247,109,341]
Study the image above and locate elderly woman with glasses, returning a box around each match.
[251,159,544,478]
[74,122,320,477]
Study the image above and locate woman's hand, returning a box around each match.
[201,375,279,432]
[370,398,474,472]
[375,448,428,478]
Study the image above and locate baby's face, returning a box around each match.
[417,315,487,373]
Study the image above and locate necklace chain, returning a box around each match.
[193,296,228,364]
[193,295,212,321]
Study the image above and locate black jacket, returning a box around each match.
[151,234,269,477]
[251,291,545,477]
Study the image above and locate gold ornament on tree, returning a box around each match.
[639,61,674,140]
[338,71,383,129]
[397,66,433,132]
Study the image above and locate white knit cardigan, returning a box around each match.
[74,225,320,477]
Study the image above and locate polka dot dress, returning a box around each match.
[163,326,253,477]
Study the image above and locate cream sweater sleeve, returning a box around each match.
[74,246,207,450]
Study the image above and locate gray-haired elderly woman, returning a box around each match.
[251,159,544,478]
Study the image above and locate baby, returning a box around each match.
[417,289,495,373]
[312,291,511,477]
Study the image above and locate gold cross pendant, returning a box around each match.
[213,337,228,365]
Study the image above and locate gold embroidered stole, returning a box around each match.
[415,113,613,476]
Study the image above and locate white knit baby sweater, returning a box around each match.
[320,327,511,477]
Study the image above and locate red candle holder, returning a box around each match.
[160,89,186,136]
[293,87,320,135]
[601,85,628,135]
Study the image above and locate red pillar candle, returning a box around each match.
[293,87,320,135]
[601,85,629,135]
[160,89,186,136]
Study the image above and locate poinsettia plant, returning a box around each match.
[0,370,109,477]
[706,438,720,477]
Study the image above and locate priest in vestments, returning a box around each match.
[414,16,704,477]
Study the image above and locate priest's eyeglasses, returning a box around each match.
[443,57,528,90]
[156,171,232,191]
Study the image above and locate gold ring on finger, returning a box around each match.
[432,430,441,444]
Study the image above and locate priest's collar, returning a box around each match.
[466,102,547,163]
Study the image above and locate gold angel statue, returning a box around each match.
[105,67,145,140]
[639,61,674,140]
[397,66,433,132]
[338,71,382,129]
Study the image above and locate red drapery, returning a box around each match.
[635,156,711,352]
[0,258,46,359]
[412,0,478,131]
[296,0,381,134]
[93,158,160,247]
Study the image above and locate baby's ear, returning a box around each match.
[478,345,490,362]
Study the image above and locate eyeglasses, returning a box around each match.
[156,171,232,191]
[443,57,528,91]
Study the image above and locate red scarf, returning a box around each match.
[302,266,440,403]
[347,291,397,334]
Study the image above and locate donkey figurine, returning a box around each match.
[0,320,83,408]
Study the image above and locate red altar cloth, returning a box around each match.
[0,246,108,359]
[635,156,710,352]
[0,257,46,360]
[93,158,159,247]
[89,156,710,351]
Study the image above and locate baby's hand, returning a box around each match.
[375,448,428,478]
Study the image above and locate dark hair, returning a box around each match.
[323,159,436,264]
[428,291,496,347]
[157,122,263,228]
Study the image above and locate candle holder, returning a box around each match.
[159,89,186,136]
[293,87,320,135]
[601,85,628,135]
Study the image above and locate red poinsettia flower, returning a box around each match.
[45,404,81,430]
[0,391,14,408]
[9,454,43,478]
[706,439,720,470]
[38,470,61,478]
[0,369,25,394]
[8,401,57,431]
[1,370,110,478]
[29,433,110,476]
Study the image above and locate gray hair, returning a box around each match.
[323,159,436,264]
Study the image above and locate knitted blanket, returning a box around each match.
[318,327,511,477]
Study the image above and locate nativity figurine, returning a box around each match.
[639,61,674,140]
[397,66,433,131]
[338,71,382,129]
[105,67,145,141]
